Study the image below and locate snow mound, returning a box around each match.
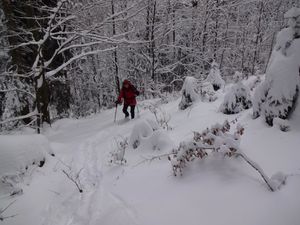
[0,135,53,177]
[0,135,53,196]
[129,120,154,149]
[270,172,287,190]
[138,130,174,151]
[145,118,160,131]
[220,82,252,114]
[129,120,173,151]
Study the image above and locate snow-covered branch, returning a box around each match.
[0,88,35,99]
[45,47,116,78]
[0,110,38,125]
[237,152,275,192]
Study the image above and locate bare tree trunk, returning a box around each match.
[251,2,264,75]
[201,0,209,76]
[150,0,156,84]
[220,14,229,69]
[35,70,50,133]
[213,0,219,61]
[111,0,120,94]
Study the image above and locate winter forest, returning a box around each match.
[0,0,300,225]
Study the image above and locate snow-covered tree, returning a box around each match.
[205,61,225,91]
[253,7,300,126]
[220,81,252,114]
[179,76,199,110]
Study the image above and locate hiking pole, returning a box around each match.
[114,103,118,123]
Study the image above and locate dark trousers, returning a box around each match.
[123,105,135,119]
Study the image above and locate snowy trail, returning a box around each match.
[42,108,143,225]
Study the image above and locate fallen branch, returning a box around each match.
[0,200,18,221]
[237,152,275,192]
[62,170,83,193]
[135,146,218,168]
[134,153,175,168]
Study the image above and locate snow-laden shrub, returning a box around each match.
[253,8,300,126]
[179,76,218,109]
[109,137,128,164]
[0,135,53,196]
[179,76,199,110]
[129,120,153,149]
[243,75,262,91]
[199,82,217,102]
[169,121,286,191]
[219,82,252,114]
[252,81,267,119]
[205,61,225,91]
[147,103,172,130]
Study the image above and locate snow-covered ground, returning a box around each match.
[1,92,300,225]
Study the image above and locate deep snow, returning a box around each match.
[1,92,300,225]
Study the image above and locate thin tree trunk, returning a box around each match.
[112,0,120,94]
[213,0,219,61]
[251,2,264,75]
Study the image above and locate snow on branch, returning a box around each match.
[45,47,116,78]
[219,81,252,114]
[0,88,35,99]
[0,110,38,125]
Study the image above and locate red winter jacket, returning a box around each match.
[117,80,139,106]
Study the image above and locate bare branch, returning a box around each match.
[0,200,18,222]
[237,152,275,192]
[62,170,83,193]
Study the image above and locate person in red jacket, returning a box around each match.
[116,80,140,119]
